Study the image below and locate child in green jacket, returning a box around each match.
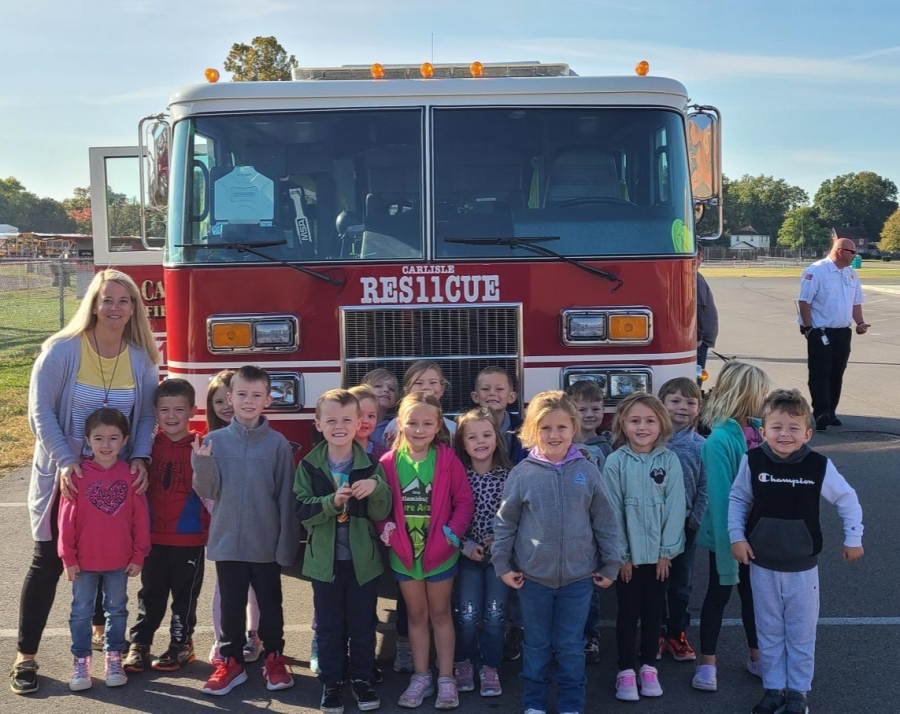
[295,389,392,714]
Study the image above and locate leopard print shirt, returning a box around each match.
[464,466,510,548]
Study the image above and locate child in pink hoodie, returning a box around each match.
[379,391,474,709]
[58,407,150,692]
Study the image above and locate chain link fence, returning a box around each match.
[0,259,93,474]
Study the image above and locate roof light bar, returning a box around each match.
[291,62,573,81]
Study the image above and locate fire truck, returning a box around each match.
[89,61,722,451]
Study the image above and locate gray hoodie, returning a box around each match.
[192,416,300,567]
[492,450,623,588]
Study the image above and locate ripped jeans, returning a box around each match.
[452,556,509,668]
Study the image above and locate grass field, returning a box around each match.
[0,284,81,476]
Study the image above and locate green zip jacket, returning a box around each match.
[294,440,392,585]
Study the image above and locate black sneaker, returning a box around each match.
[123,643,152,674]
[503,626,524,661]
[322,682,344,714]
[351,678,381,711]
[784,689,809,714]
[584,634,601,664]
[9,659,39,695]
[152,642,196,672]
[752,689,786,714]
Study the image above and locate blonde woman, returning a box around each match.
[10,269,159,695]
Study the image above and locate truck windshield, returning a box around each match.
[433,107,693,258]
[167,109,424,264]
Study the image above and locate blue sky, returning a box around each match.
[2,0,899,204]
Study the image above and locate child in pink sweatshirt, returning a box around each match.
[58,407,151,692]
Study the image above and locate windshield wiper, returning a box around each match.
[176,240,344,287]
[444,236,623,293]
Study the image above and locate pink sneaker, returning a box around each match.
[639,664,662,697]
[615,669,639,701]
[479,666,502,697]
[454,661,474,692]
[398,673,434,708]
[435,676,459,709]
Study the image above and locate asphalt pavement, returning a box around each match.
[1,275,898,714]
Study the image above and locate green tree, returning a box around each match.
[879,208,900,253]
[723,174,809,239]
[0,177,75,232]
[813,171,898,235]
[777,206,830,250]
[223,36,297,81]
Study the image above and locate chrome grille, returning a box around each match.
[342,304,521,415]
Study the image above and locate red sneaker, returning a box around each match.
[665,631,697,662]
[263,652,294,691]
[202,657,247,696]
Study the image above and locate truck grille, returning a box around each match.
[342,304,521,415]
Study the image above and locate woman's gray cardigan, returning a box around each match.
[26,336,159,541]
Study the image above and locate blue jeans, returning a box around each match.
[453,557,509,668]
[664,527,697,635]
[70,568,128,656]
[584,584,601,638]
[518,577,593,714]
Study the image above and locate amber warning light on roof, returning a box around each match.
[635,60,650,76]
[205,68,220,83]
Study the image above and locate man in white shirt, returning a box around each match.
[797,238,870,431]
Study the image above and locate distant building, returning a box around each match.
[729,225,771,250]
[831,226,871,252]
[0,223,19,235]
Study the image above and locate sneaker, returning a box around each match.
[584,634,600,664]
[311,635,321,674]
[784,689,809,714]
[639,664,662,697]
[104,651,128,687]
[263,651,294,691]
[615,669,639,702]
[202,657,247,695]
[753,689,787,714]
[153,641,196,671]
[393,639,414,673]
[747,656,764,679]
[70,656,92,692]
[123,643,152,673]
[351,678,381,711]
[454,661,474,693]
[478,666,501,697]
[322,682,344,714]
[664,631,697,661]
[692,663,717,692]
[503,626,524,661]
[398,673,434,708]
[524,710,547,714]
[10,659,40,695]
[242,631,263,663]
[435,676,459,709]
[209,642,223,666]
[655,634,664,661]
[91,631,105,651]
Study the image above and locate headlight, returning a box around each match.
[560,308,651,346]
[208,315,299,353]
[563,371,608,395]
[268,373,304,411]
[608,372,651,398]
[562,310,607,345]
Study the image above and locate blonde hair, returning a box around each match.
[206,369,235,431]
[361,368,398,392]
[316,388,360,418]
[519,390,580,451]
[762,388,812,426]
[349,384,378,408]
[43,269,159,365]
[402,360,450,396]
[701,361,771,429]
[611,392,672,449]
[454,407,512,470]
[394,391,451,451]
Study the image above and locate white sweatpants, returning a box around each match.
[749,563,819,693]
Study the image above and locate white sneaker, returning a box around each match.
[639,664,663,697]
[70,655,92,692]
[242,631,262,663]
[615,669,639,701]
[692,663,717,691]
[104,651,128,687]
[747,656,763,678]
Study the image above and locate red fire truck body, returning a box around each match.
[90,63,720,452]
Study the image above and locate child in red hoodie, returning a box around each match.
[58,407,151,692]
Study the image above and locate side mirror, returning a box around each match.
[146,121,170,209]
[687,106,723,241]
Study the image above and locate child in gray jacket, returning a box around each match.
[492,391,621,714]
[192,366,300,697]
